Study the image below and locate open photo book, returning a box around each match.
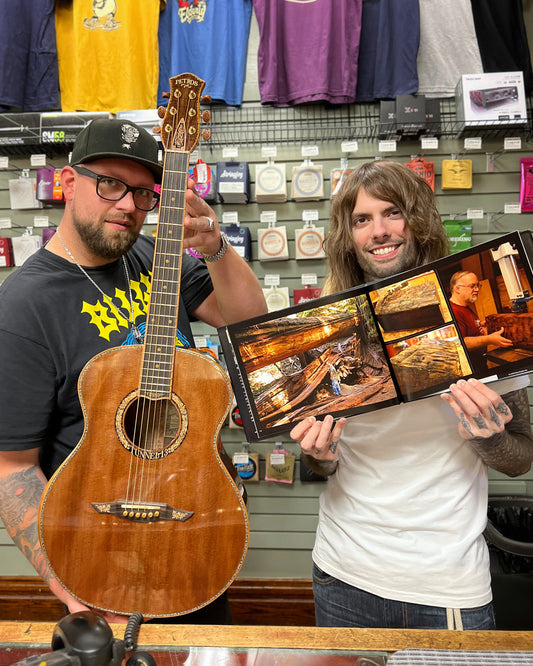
[218,231,533,441]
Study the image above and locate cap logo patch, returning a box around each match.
[121,123,140,150]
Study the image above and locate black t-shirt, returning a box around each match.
[0,235,213,477]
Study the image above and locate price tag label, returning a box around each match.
[264,274,280,287]
[233,453,249,465]
[504,203,521,214]
[30,154,47,167]
[378,141,397,152]
[270,453,286,465]
[146,213,158,225]
[301,145,319,157]
[504,138,522,150]
[194,336,208,348]
[0,217,12,229]
[421,137,438,150]
[464,137,482,150]
[341,140,358,153]
[33,215,49,228]
[222,211,239,225]
[0,156,9,169]
[301,273,318,285]
[260,211,277,224]
[467,209,484,219]
[222,146,239,159]
[261,146,278,158]
[302,209,319,222]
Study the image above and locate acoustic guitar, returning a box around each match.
[38,74,249,617]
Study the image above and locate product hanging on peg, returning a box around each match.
[294,218,326,260]
[257,215,289,262]
[330,156,353,199]
[255,157,287,203]
[233,443,260,483]
[11,226,42,266]
[265,443,295,484]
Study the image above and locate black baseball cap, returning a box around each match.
[70,118,163,183]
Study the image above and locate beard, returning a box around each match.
[354,238,418,282]
[72,210,140,261]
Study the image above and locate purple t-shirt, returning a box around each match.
[253,0,363,106]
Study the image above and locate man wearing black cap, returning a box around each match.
[0,118,267,623]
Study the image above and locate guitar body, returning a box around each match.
[39,345,248,617]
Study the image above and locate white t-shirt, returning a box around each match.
[313,375,530,608]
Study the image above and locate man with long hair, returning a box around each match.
[291,161,533,630]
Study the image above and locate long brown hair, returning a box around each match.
[323,161,449,294]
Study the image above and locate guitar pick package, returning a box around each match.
[520,158,533,212]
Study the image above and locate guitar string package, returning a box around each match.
[9,177,42,210]
[216,161,250,204]
[11,233,42,266]
[294,224,326,260]
[520,157,533,212]
[221,223,252,261]
[36,167,64,205]
[291,163,324,201]
[441,159,473,190]
[404,156,435,191]
[192,160,218,203]
[257,225,289,262]
[262,286,290,312]
[255,162,287,203]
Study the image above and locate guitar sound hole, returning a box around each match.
[121,397,186,459]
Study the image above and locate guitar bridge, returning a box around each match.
[92,500,194,522]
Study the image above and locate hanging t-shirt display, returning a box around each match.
[0,0,59,111]
[55,0,160,112]
[355,0,419,102]
[158,0,252,107]
[253,0,363,106]
[520,158,533,213]
[416,0,483,98]
[470,0,533,94]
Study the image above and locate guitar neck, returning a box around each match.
[140,149,189,399]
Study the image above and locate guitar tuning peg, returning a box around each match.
[162,92,170,99]
[201,110,211,123]
[202,128,211,141]
[201,94,212,104]
[157,106,166,118]
[152,126,162,135]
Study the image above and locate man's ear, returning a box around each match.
[60,166,76,202]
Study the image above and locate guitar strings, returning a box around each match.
[125,91,191,515]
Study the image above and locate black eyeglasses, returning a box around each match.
[457,283,481,290]
[72,165,160,211]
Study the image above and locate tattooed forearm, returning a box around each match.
[301,453,338,478]
[0,466,49,580]
[469,388,533,476]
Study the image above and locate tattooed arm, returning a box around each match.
[290,415,347,477]
[0,449,89,613]
[441,379,533,477]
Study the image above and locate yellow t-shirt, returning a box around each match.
[55,0,160,113]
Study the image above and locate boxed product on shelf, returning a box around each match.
[455,71,527,129]
[395,94,426,138]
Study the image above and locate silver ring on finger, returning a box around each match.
[207,216,215,232]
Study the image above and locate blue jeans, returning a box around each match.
[312,563,496,630]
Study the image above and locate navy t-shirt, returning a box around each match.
[0,235,213,477]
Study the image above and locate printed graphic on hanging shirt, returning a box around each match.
[55,0,160,112]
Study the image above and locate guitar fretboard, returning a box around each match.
[140,150,188,399]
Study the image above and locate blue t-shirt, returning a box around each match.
[158,0,252,107]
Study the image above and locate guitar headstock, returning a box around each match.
[156,73,208,153]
